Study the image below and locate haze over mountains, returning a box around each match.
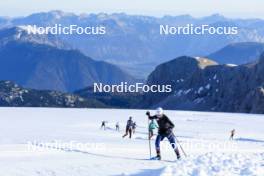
[0,11,264,113]
[0,27,136,92]
[207,42,264,65]
[1,11,264,78]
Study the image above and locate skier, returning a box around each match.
[146,107,181,160]
[122,117,134,138]
[101,121,106,130]
[149,119,158,140]
[132,122,137,134]
[230,129,235,140]
[116,122,120,131]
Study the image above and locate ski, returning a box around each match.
[150,156,161,160]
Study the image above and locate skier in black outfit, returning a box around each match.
[146,107,181,160]
[116,122,120,131]
[230,129,235,140]
[101,121,106,130]
[122,117,134,138]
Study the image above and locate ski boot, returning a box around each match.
[151,149,161,160]
[151,155,161,160]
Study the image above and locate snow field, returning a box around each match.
[0,108,263,175]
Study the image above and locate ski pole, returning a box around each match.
[148,118,152,158]
[175,135,187,157]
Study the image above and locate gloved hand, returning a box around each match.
[146,111,150,116]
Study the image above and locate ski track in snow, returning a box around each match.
[0,108,263,176]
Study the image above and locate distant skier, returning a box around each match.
[146,107,181,160]
[132,122,137,134]
[122,117,134,138]
[149,119,158,140]
[116,122,120,131]
[230,129,235,140]
[101,121,106,130]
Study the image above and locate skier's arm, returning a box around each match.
[164,115,175,128]
[146,111,157,120]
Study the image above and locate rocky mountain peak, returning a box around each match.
[143,53,264,114]
[195,57,218,69]
[0,26,70,49]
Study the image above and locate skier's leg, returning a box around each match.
[122,133,127,138]
[167,133,181,159]
[122,128,129,138]
[129,129,132,138]
[155,134,164,159]
[149,130,154,139]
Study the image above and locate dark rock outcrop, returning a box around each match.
[0,81,106,108]
[143,54,264,114]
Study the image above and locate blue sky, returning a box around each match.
[0,0,263,19]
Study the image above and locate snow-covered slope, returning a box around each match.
[0,108,263,175]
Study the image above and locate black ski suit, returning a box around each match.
[123,119,133,138]
[147,112,181,159]
[149,114,177,150]
[149,114,174,136]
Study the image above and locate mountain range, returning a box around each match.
[2,11,264,78]
[0,27,136,92]
[74,53,264,114]
[207,42,264,65]
[2,52,263,113]
[0,11,264,113]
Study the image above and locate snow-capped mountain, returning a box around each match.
[74,54,264,114]
[144,54,264,114]
[0,26,70,49]
[2,11,264,77]
[0,27,136,92]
